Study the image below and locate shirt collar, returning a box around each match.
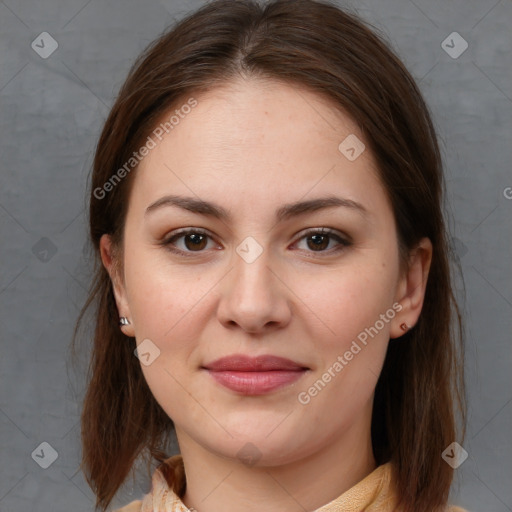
[139,454,397,512]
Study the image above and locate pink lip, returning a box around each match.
[202,355,309,395]
[204,354,307,371]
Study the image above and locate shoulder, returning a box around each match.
[447,506,469,512]
[112,499,143,512]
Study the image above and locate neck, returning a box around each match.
[176,404,377,512]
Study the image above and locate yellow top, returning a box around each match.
[114,454,468,512]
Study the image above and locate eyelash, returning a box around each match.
[160,227,352,258]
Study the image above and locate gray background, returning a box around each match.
[0,0,511,510]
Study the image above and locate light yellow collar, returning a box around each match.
[116,454,467,512]
[139,454,396,512]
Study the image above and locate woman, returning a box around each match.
[73,1,468,511]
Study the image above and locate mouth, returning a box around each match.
[201,354,309,395]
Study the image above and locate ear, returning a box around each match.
[390,237,433,339]
[99,234,135,337]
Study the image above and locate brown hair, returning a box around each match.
[71,1,466,510]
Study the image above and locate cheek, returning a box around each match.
[294,273,392,420]
[295,260,397,346]
[291,259,396,408]
[124,246,212,338]
[126,255,211,420]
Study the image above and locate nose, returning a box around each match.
[216,245,292,334]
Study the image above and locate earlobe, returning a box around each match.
[99,234,135,337]
[390,237,433,339]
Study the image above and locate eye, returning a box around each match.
[292,228,351,255]
[160,227,351,258]
[161,228,219,256]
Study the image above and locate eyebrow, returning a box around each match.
[144,194,368,222]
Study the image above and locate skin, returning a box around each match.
[100,78,432,512]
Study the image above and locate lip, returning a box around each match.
[202,354,309,395]
[203,354,307,372]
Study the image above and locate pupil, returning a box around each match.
[186,234,206,250]
[309,234,328,251]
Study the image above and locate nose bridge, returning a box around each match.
[231,237,274,301]
[216,236,290,331]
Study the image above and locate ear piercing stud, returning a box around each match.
[119,317,131,326]
[400,322,410,331]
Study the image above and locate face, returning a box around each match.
[101,78,429,467]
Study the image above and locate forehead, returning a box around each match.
[128,78,387,221]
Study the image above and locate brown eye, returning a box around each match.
[162,229,218,256]
[294,228,351,255]
[182,233,208,251]
[306,233,330,251]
